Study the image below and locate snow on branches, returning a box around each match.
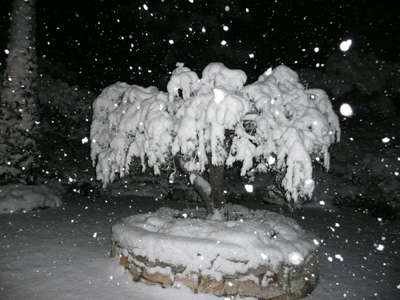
[91,63,340,206]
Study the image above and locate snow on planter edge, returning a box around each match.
[111,205,319,280]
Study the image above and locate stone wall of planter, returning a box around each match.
[112,242,318,299]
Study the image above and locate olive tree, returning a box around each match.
[91,63,340,214]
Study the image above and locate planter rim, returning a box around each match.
[112,205,318,277]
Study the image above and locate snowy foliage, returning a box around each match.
[0,0,39,183]
[38,75,94,136]
[0,70,96,184]
[91,63,340,206]
[37,74,95,180]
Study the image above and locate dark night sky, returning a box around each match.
[1,0,399,91]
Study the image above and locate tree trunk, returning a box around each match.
[209,163,225,211]
[173,155,226,215]
[192,177,213,213]
[0,0,39,184]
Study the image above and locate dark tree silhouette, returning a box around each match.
[0,0,40,184]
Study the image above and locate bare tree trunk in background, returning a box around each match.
[0,0,40,184]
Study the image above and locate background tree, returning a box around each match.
[0,0,40,184]
[91,63,340,215]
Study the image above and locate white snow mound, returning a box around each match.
[0,184,63,213]
[112,205,318,279]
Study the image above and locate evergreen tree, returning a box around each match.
[0,0,40,184]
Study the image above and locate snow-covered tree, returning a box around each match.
[0,0,40,184]
[91,63,340,214]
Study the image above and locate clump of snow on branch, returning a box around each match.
[91,63,340,205]
[237,66,340,203]
[90,83,174,185]
[171,63,251,172]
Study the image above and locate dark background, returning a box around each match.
[1,0,399,91]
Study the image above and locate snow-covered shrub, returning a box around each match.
[38,75,94,144]
[0,184,63,213]
[91,63,340,213]
[37,75,96,183]
[0,69,97,186]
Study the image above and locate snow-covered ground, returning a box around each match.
[0,191,399,300]
[1,90,400,300]
[0,56,399,299]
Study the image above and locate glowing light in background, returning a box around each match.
[268,156,275,165]
[340,39,352,52]
[244,184,253,193]
[340,103,353,117]
[335,254,344,261]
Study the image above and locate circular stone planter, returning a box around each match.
[111,205,319,299]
